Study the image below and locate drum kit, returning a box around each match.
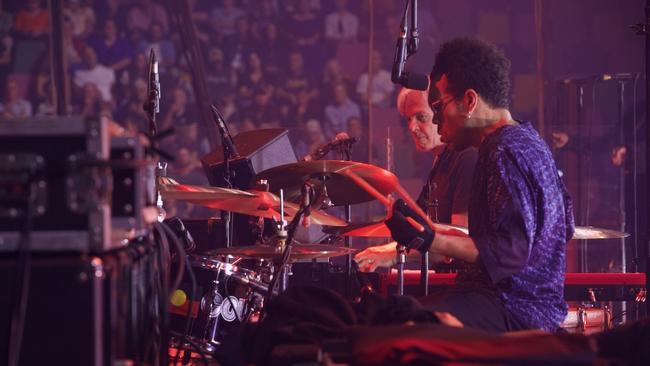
[160,160,630,353]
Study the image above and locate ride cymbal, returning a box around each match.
[254,160,399,206]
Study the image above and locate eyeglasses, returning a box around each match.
[429,96,455,125]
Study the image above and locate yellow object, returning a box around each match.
[170,289,187,307]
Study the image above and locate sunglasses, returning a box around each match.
[429,96,456,124]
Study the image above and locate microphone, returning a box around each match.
[166,217,196,253]
[210,104,240,158]
[391,0,428,91]
[302,132,360,161]
[143,48,160,136]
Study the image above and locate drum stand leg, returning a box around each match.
[396,244,406,295]
[280,263,291,293]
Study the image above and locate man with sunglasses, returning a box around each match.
[354,87,477,271]
[368,37,574,333]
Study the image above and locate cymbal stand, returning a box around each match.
[335,142,354,298]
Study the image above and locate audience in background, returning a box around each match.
[0,78,31,118]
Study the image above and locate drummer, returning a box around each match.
[358,37,575,333]
[354,87,477,270]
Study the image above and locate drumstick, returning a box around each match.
[393,183,437,231]
[343,170,392,207]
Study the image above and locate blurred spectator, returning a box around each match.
[140,22,176,69]
[210,0,245,37]
[276,51,317,105]
[168,146,206,185]
[34,69,55,116]
[323,83,361,138]
[324,0,358,43]
[74,47,116,103]
[321,58,353,101]
[76,82,103,119]
[223,16,256,71]
[95,0,129,31]
[356,50,393,108]
[0,79,32,118]
[0,0,13,74]
[63,0,95,39]
[123,78,148,134]
[62,20,83,71]
[293,118,326,159]
[346,116,370,162]
[206,47,236,102]
[127,0,169,35]
[286,0,322,68]
[13,0,49,39]
[248,0,278,39]
[287,87,321,129]
[256,23,283,77]
[89,19,133,72]
[176,122,210,156]
[162,87,197,130]
[238,51,267,92]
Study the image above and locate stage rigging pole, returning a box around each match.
[645,0,650,315]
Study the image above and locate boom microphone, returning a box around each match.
[302,132,360,161]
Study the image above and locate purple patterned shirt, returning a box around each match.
[457,121,575,331]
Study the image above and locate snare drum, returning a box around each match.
[170,255,267,349]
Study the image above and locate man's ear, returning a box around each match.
[463,89,479,116]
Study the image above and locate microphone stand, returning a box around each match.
[142,49,165,219]
[210,105,239,250]
[335,141,354,298]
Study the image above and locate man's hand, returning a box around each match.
[385,199,435,254]
[354,242,398,272]
[551,132,569,149]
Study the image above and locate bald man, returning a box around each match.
[355,87,478,271]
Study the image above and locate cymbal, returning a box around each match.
[573,226,630,240]
[323,221,469,238]
[324,221,628,241]
[158,176,256,201]
[205,244,355,261]
[253,160,399,206]
[159,177,347,226]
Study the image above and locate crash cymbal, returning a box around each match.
[205,244,355,261]
[573,226,630,240]
[159,177,347,226]
[323,221,469,238]
[253,160,399,206]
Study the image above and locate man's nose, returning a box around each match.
[408,119,418,132]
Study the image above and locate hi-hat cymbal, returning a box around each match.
[205,244,355,261]
[159,177,347,226]
[253,160,399,206]
[324,221,629,241]
[158,176,255,200]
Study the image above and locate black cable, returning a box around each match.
[158,222,197,366]
[8,179,36,366]
[169,330,210,366]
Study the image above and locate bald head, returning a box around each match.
[396,87,430,117]
[397,87,442,152]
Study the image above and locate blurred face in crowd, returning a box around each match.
[266,23,278,40]
[248,52,262,70]
[104,20,117,39]
[333,84,348,104]
[398,88,441,152]
[305,119,323,143]
[177,147,192,167]
[289,52,303,72]
[173,88,188,107]
[347,117,363,138]
[209,48,225,65]
[151,23,163,42]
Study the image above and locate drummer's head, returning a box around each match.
[428,37,511,147]
[397,87,442,152]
